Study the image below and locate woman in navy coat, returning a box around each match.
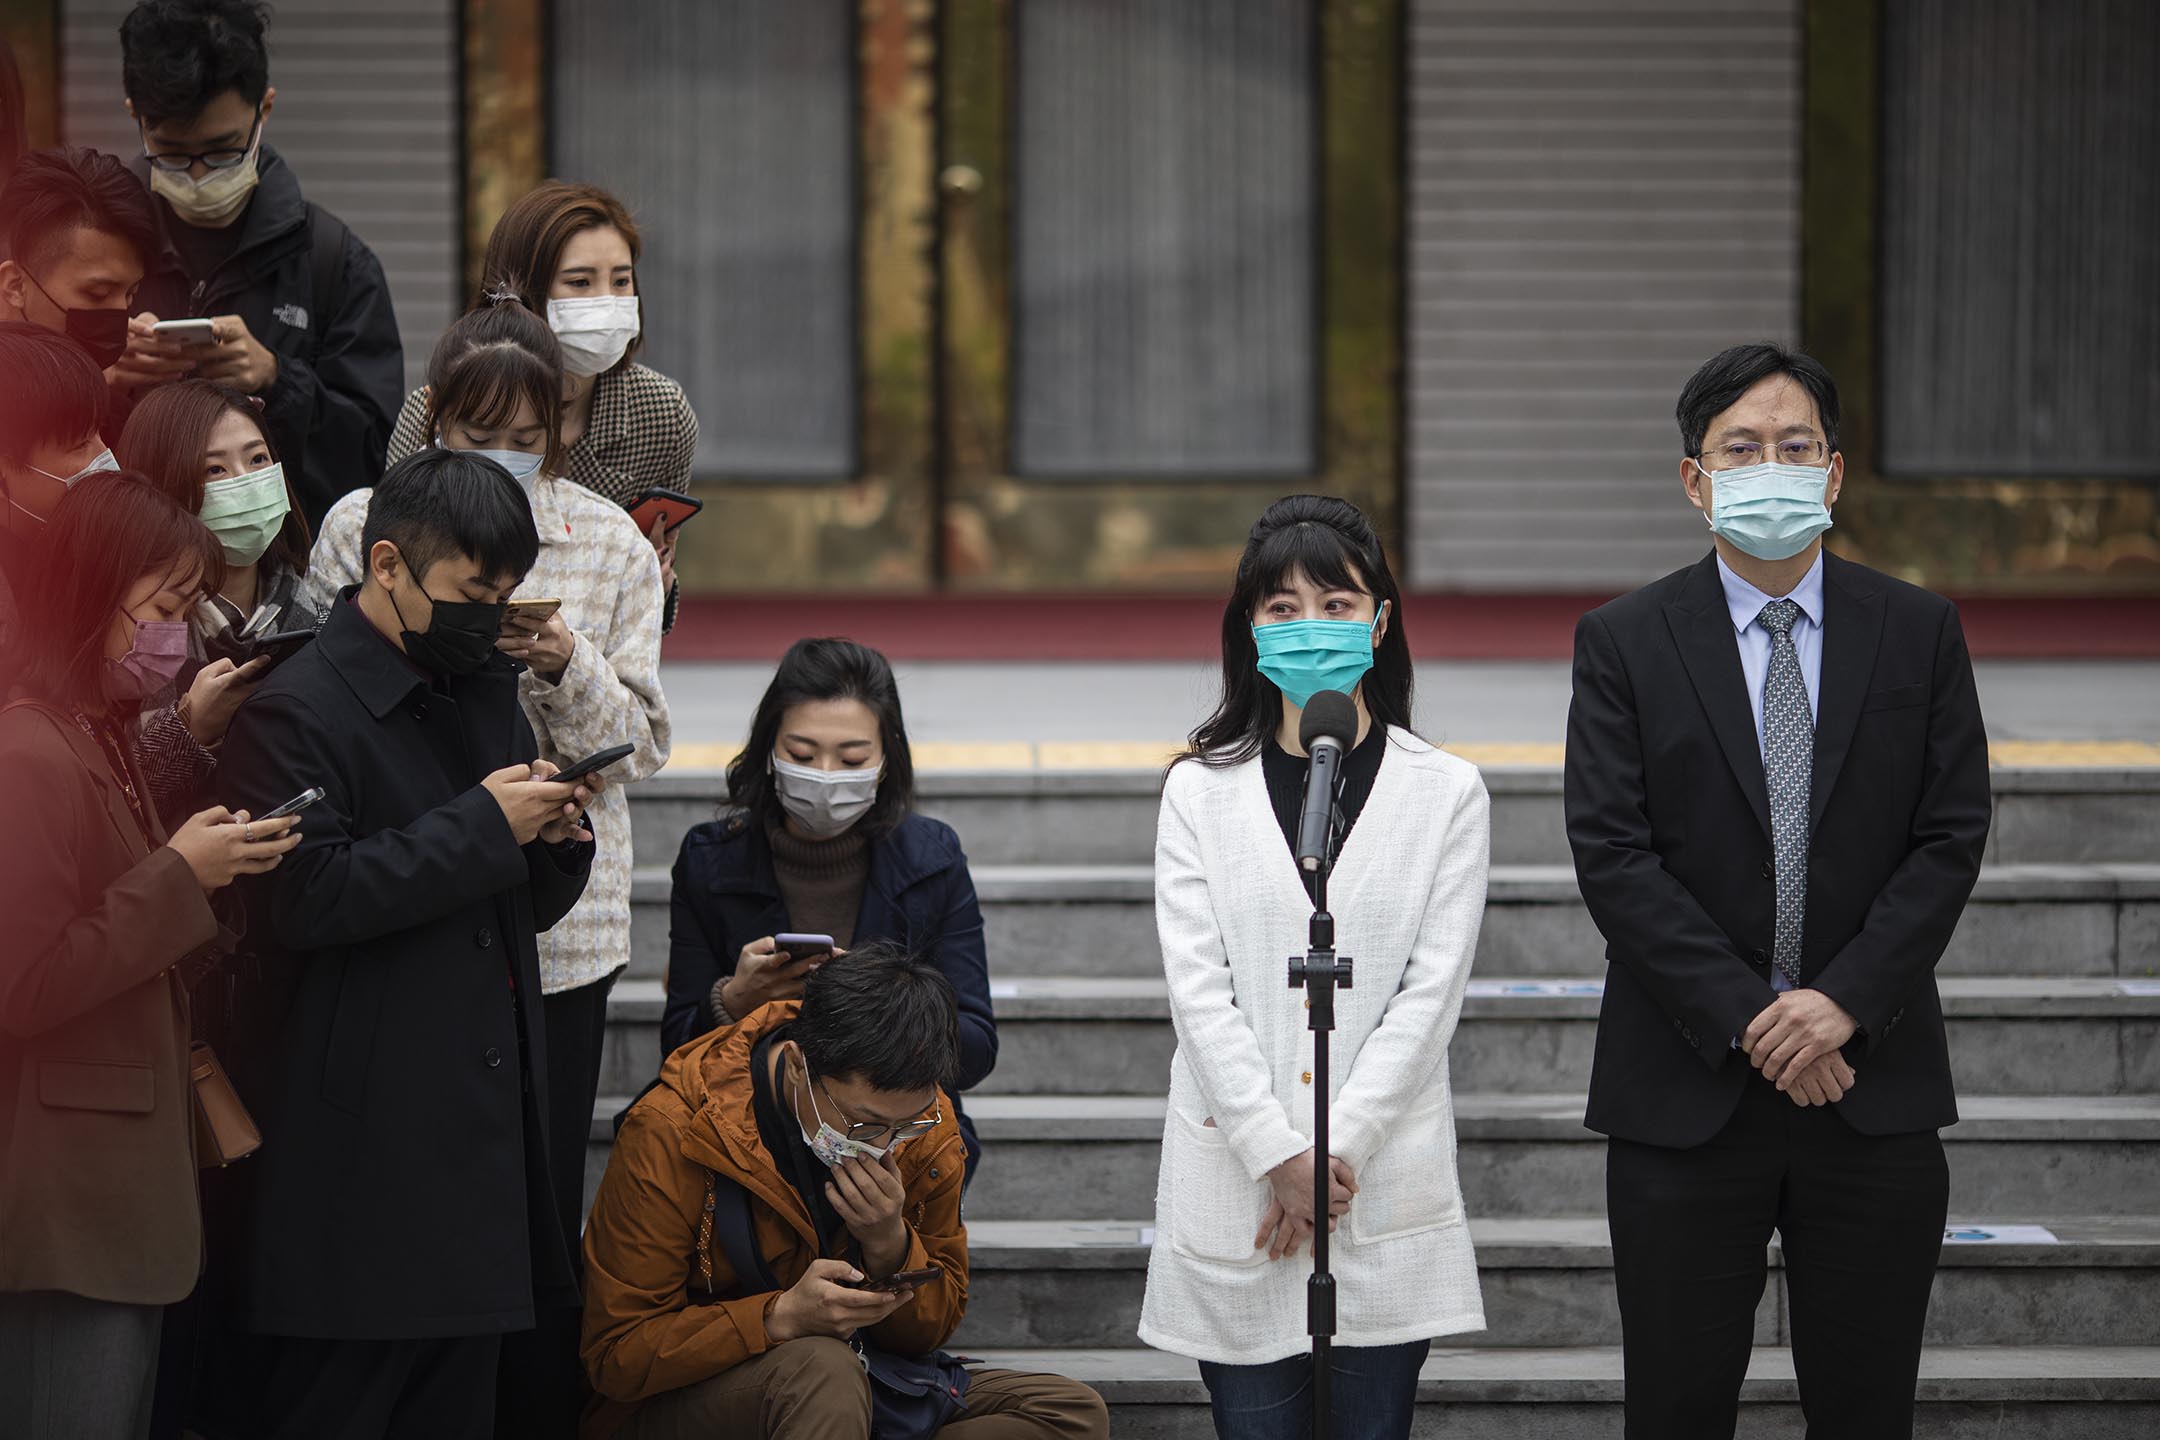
[662,638,997,1170]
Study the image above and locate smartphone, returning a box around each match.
[151,318,219,347]
[775,933,836,963]
[247,628,316,669]
[258,785,325,821]
[502,597,562,630]
[551,742,635,785]
[842,1266,941,1294]
[626,486,702,537]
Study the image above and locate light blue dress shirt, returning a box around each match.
[1717,549,1825,995]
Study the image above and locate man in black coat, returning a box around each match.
[216,451,603,1439]
[1564,343,1991,1439]
[107,0,403,529]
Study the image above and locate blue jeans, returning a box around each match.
[1198,1340,1431,1440]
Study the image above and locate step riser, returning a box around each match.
[582,1135,2160,1224]
[622,892,2160,981]
[629,786,2160,869]
[1090,1400,2160,1440]
[947,1265,2160,1350]
[596,1015,2160,1100]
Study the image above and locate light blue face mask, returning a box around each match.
[1252,606,1386,710]
[1699,460,1834,562]
[445,440,546,492]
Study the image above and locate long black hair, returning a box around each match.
[1181,494,1413,768]
[725,637,917,837]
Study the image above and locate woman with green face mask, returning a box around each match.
[1139,495,1493,1440]
[116,379,315,827]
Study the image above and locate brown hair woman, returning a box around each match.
[386,181,698,616]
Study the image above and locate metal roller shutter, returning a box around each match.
[59,0,458,393]
[1404,0,1801,591]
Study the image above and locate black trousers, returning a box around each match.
[1606,1072,1948,1440]
[256,1333,500,1440]
[494,967,619,1440]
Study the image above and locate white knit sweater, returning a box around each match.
[1138,728,1491,1364]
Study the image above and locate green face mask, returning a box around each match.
[200,462,291,567]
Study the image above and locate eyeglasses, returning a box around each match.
[143,109,263,175]
[815,1077,942,1147]
[1696,438,1830,471]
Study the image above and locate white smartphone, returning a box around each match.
[151,318,220,347]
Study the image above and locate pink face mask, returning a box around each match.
[104,618,192,704]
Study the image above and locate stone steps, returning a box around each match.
[584,1093,2160,1223]
[596,974,2160,1099]
[943,1216,2160,1351]
[951,1346,2160,1438]
[621,861,2160,981]
[626,765,2160,869]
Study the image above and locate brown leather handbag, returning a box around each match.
[190,1041,262,1167]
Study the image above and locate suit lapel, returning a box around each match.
[1662,555,1772,841]
[1809,553,1884,828]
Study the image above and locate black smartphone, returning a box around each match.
[258,785,325,821]
[551,742,634,785]
[841,1266,941,1294]
[246,628,315,670]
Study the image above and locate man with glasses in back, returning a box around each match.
[113,0,401,528]
[1564,343,1992,1438]
[581,942,1109,1440]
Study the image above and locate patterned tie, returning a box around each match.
[1758,599,1813,988]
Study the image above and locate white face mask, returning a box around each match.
[148,127,264,228]
[442,438,547,493]
[29,447,122,489]
[545,295,641,377]
[772,756,883,839]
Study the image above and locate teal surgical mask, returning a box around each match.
[199,462,291,566]
[1698,459,1834,561]
[1252,605,1386,709]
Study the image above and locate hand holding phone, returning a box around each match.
[626,487,702,537]
[552,742,634,784]
[501,597,562,632]
[840,1265,941,1294]
[151,317,221,347]
[775,933,837,964]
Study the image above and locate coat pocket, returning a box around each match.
[1861,681,1928,713]
[38,1057,156,1114]
[320,957,383,1117]
[1165,1110,1269,1268]
[1346,1096,1464,1246]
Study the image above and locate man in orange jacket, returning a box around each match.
[580,942,1108,1439]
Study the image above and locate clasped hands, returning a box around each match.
[1256,1148,1359,1261]
[1743,988,1860,1107]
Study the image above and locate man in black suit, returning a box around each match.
[1564,343,1992,1439]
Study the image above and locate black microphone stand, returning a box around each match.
[1288,814,1351,1440]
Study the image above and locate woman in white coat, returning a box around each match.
[1139,494,1491,1439]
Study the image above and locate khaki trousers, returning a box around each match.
[619,1337,1110,1440]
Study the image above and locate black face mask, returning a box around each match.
[388,564,505,676]
[65,307,131,370]
[21,269,130,369]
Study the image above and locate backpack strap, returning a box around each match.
[304,202,350,358]
[698,1168,780,1299]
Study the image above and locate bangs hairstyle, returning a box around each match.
[1,146,160,277]
[118,0,270,130]
[724,637,917,839]
[422,297,567,477]
[794,941,962,1095]
[1182,494,1415,769]
[360,448,539,589]
[16,471,224,711]
[117,379,310,575]
[0,321,108,463]
[481,180,644,372]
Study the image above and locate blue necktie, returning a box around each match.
[1758,599,1812,989]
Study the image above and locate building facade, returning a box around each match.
[9,0,2156,596]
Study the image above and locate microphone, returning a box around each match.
[1295,690,1357,874]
